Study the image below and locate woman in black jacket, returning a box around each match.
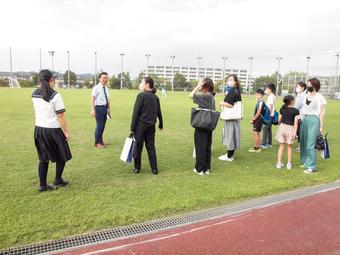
[130,77,163,175]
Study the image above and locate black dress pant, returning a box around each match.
[194,128,212,172]
[95,105,107,145]
[134,122,158,171]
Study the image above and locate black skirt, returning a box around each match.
[34,126,72,163]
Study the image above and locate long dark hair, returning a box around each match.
[202,77,215,95]
[227,74,240,89]
[39,69,53,102]
[297,81,307,91]
[282,94,295,109]
[144,77,157,93]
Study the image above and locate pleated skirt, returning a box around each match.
[34,126,72,163]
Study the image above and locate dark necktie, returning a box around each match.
[103,85,108,106]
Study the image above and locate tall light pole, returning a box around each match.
[276,56,282,96]
[197,56,202,80]
[222,56,228,83]
[305,55,311,82]
[170,55,175,91]
[248,56,254,94]
[335,52,339,94]
[145,54,151,76]
[39,48,42,71]
[287,71,291,93]
[48,50,55,72]
[67,50,70,88]
[120,53,125,90]
[9,47,13,87]
[94,52,98,85]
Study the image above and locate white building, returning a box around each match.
[145,65,255,92]
[310,75,340,98]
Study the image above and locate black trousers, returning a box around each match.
[134,122,158,171]
[95,105,107,145]
[194,128,212,172]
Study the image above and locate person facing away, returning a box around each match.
[295,81,307,144]
[261,83,276,149]
[218,74,242,161]
[91,72,111,149]
[300,78,327,174]
[32,69,72,192]
[275,95,299,170]
[189,78,216,175]
[249,89,266,153]
[130,77,163,175]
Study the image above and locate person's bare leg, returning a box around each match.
[287,144,293,163]
[277,144,285,163]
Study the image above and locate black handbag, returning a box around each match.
[191,108,220,131]
[315,134,325,150]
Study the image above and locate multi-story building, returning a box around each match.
[145,65,255,92]
[310,75,340,98]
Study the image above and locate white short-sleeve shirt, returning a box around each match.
[266,94,276,116]
[301,93,327,117]
[92,83,110,106]
[32,89,66,128]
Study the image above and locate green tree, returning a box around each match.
[32,74,38,86]
[83,80,91,88]
[19,79,35,87]
[0,79,8,87]
[253,73,277,92]
[63,70,77,86]
[173,73,187,89]
[109,75,121,89]
[117,72,132,89]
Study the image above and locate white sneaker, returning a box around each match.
[286,162,292,170]
[304,168,315,174]
[276,162,284,169]
[193,169,204,176]
[218,154,234,161]
[218,154,228,161]
[205,169,210,175]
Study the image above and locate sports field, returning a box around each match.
[0,88,339,249]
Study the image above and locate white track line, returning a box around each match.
[81,217,245,255]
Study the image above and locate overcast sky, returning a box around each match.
[0,0,339,77]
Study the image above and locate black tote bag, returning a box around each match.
[191,108,220,131]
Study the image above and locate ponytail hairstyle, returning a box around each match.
[282,94,295,109]
[144,77,157,93]
[39,69,53,102]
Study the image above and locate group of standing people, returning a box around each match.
[189,75,327,176]
[31,69,327,191]
[32,70,163,191]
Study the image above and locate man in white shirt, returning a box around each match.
[91,72,110,148]
[261,83,276,148]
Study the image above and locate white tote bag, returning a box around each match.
[220,101,243,120]
[120,136,135,163]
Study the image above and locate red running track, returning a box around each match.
[59,188,340,255]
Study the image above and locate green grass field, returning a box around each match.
[0,88,339,249]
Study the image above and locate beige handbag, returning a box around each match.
[220,101,243,120]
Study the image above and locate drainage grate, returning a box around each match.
[1,181,340,255]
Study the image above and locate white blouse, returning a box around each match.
[301,93,326,118]
[32,89,65,128]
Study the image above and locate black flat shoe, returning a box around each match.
[152,169,158,175]
[39,185,56,192]
[54,179,69,187]
[134,169,140,174]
